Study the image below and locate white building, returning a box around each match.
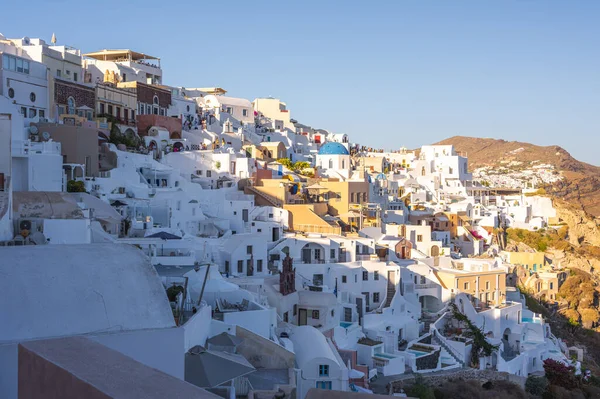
[316,142,351,180]
[1,40,49,125]
[290,326,349,399]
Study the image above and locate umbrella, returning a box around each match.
[339,211,361,218]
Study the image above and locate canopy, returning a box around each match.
[307,183,326,190]
[146,231,182,240]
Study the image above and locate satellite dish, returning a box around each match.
[42,131,51,141]
[29,125,39,134]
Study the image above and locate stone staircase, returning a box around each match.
[245,186,282,207]
[384,285,396,307]
[432,333,464,367]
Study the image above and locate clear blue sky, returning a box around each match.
[4,1,599,164]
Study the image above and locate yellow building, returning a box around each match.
[502,251,546,272]
[435,258,506,306]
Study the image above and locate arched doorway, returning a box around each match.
[431,245,440,257]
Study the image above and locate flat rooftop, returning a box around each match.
[84,49,159,61]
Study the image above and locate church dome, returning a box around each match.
[318,142,349,155]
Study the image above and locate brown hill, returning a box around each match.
[435,136,600,217]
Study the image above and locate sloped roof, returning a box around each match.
[0,244,175,343]
[185,346,255,388]
[207,332,243,348]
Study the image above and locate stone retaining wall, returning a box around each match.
[391,368,527,394]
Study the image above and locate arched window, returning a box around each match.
[342,159,345,169]
[67,97,76,115]
[152,95,159,115]
[328,159,334,169]
[421,166,426,176]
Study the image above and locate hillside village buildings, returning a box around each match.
[0,31,574,399]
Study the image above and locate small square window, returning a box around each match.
[417,235,423,242]
[247,245,252,254]
[374,271,379,281]
[312,310,320,319]
[318,365,329,377]
[342,275,347,283]
[362,271,368,281]
[373,292,380,302]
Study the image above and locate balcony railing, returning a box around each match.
[415,283,439,290]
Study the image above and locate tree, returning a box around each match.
[543,358,578,389]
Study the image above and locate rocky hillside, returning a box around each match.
[435,136,600,217]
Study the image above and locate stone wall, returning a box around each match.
[415,349,440,371]
[391,368,527,394]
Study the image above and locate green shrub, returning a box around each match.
[525,375,548,396]
[66,180,86,193]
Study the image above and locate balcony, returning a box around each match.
[415,283,439,290]
[12,140,61,157]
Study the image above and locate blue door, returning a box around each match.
[316,381,332,390]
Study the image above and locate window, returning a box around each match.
[374,271,379,281]
[29,92,36,102]
[65,70,71,76]
[237,260,243,273]
[116,107,121,119]
[99,103,105,114]
[28,108,36,118]
[56,69,61,78]
[550,282,554,289]
[293,304,297,316]
[283,312,288,322]
[330,249,336,259]
[147,105,152,114]
[107,105,113,115]
[314,248,321,260]
[20,106,26,116]
[257,260,263,272]
[312,310,320,319]
[373,292,380,302]
[417,235,423,242]
[486,281,490,290]
[206,171,212,178]
[153,96,159,105]
[16,58,23,73]
[124,109,129,121]
[350,193,355,203]
[73,72,78,82]
[363,271,368,281]
[65,97,75,115]
[242,109,248,117]
[464,282,470,290]
[39,110,45,119]
[246,245,252,255]
[342,275,347,283]
[355,274,358,283]
[122,73,127,82]
[8,88,14,98]
[316,381,332,390]
[226,107,233,114]
[313,274,324,286]
[318,365,329,377]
